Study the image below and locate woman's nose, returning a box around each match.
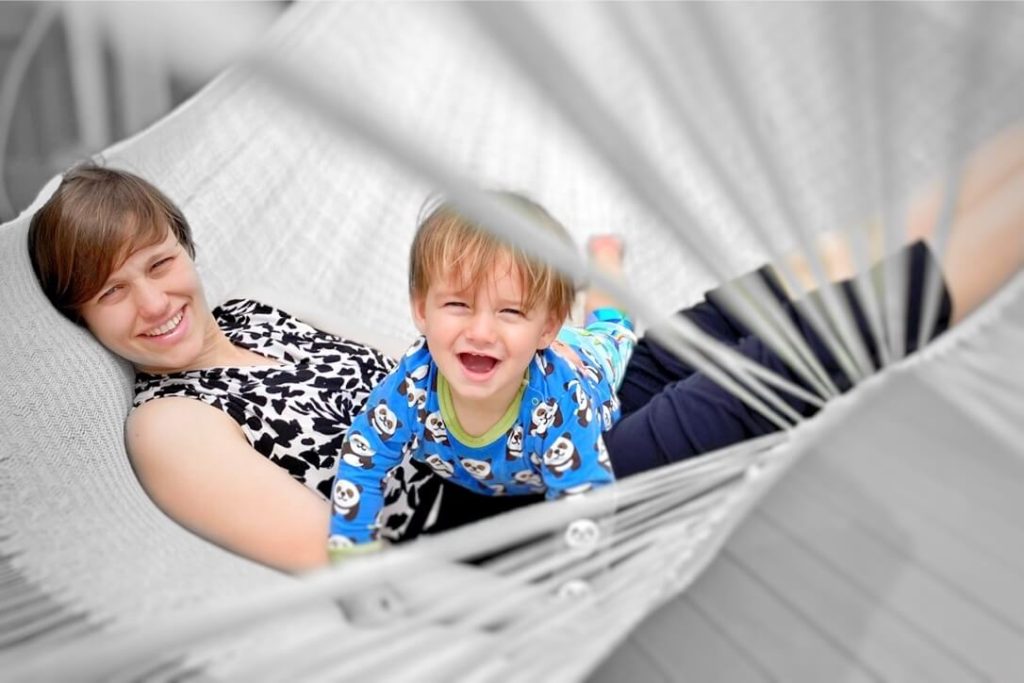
[134,282,170,319]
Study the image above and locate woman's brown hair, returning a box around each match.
[27,163,194,324]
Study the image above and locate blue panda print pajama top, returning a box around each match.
[328,309,635,548]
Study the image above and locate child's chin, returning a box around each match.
[453,370,516,400]
[454,375,498,392]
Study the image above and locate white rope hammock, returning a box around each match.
[1,2,1023,680]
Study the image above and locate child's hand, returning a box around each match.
[328,539,383,564]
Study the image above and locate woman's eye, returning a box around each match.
[151,256,174,272]
[98,285,123,302]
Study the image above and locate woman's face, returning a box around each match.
[78,229,216,374]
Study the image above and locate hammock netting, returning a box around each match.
[2,2,1023,680]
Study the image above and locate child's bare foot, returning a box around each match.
[584,234,627,318]
[587,234,625,276]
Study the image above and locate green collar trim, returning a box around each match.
[438,371,527,447]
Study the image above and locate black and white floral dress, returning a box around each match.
[132,298,437,540]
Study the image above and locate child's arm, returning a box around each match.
[328,374,415,555]
[328,415,399,553]
[535,382,616,499]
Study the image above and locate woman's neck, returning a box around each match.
[195,327,279,371]
[139,318,278,374]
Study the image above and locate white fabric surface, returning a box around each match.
[2,2,1023,680]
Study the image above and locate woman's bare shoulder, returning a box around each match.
[126,396,245,459]
[124,396,330,572]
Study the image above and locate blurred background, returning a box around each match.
[0,1,288,222]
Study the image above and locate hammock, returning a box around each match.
[2,2,1023,680]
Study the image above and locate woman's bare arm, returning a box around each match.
[126,397,330,573]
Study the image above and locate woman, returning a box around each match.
[27,165,433,572]
[28,126,1024,570]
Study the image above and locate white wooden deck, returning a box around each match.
[593,341,1024,681]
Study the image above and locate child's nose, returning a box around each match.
[466,311,497,342]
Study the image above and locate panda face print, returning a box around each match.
[341,433,375,469]
[506,424,525,460]
[332,479,362,520]
[405,336,426,357]
[425,453,454,478]
[460,458,493,480]
[535,354,554,377]
[489,484,506,495]
[423,411,449,445]
[370,401,402,440]
[600,400,615,431]
[544,433,580,476]
[400,376,427,410]
[529,399,563,436]
[596,436,612,472]
[400,434,421,458]
[401,365,430,407]
[513,469,544,489]
[565,379,593,428]
[580,364,601,384]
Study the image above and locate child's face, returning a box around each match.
[412,255,561,410]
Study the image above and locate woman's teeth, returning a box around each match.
[143,311,183,337]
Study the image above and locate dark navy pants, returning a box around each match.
[607,240,952,476]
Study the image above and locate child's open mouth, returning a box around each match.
[459,353,499,377]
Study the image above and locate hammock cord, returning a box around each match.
[2,2,1023,680]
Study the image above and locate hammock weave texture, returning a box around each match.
[2,3,1024,680]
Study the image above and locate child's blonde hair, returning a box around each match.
[409,191,576,320]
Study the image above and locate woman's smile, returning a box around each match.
[140,306,186,339]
